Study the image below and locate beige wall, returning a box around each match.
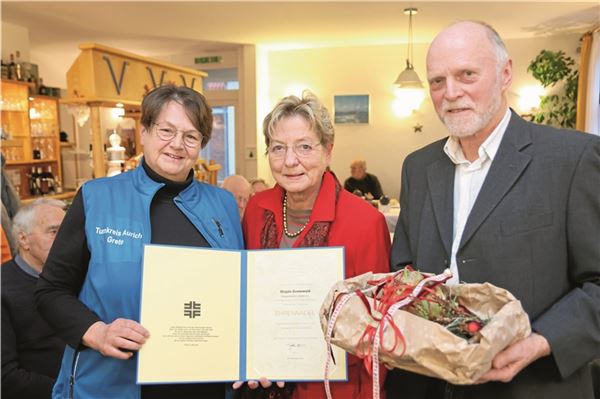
[1,22,30,62]
[260,33,582,200]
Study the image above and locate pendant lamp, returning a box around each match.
[394,8,423,88]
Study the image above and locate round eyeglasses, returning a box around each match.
[152,123,202,148]
[267,142,322,159]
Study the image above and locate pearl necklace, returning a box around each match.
[283,193,309,238]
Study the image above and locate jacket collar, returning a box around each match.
[459,110,532,249]
[132,158,200,201]
[426,110,533,255]
[132,158,165,196]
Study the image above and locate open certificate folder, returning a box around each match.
[137,245,348,384]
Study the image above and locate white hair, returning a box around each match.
[12,198,66,241]
[453,20,509,72]
[479,21,509,72]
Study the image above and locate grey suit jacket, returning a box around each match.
[387,112,600,399]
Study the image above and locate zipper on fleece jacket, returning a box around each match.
[69,351,81,399]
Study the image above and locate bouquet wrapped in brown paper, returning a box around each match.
[321,267,531,397]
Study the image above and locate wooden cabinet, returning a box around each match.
[1,80,63,199]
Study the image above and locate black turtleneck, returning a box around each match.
[37,162,222,399]
[142,160,209,248]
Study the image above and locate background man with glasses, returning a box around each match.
[343,159,384,199]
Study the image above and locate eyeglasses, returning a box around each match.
[152,123,202,148]
[267,142,322,159]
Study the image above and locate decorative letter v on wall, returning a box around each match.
[146,67,167,89]
[102,56,129,95]
[179,75,196,90]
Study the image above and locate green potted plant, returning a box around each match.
[527,50,578,128]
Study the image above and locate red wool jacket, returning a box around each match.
[243,172,391,399]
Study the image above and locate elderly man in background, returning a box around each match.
[343,159,383,199]
[222,174,252,217]
[386,20,600,399]
[249,177,269,195]
[2,198,66,399]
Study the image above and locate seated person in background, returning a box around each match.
[222,174,252,217]
[2,198,66,399]
[344,159,383,199]
[249,177,269,195]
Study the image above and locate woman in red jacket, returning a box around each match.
[242,92,390,399]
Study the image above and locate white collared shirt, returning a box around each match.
[443,108,512,284]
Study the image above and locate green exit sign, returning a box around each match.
[194,56,222,64]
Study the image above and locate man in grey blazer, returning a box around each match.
[386,21,600,399]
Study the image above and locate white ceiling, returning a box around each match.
[3,1,599,61]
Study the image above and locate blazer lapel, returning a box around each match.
[459,113,533,250]
[427,155,455,256]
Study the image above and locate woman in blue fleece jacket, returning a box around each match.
[35,85,243,399]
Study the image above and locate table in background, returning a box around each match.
[380,205,400,233]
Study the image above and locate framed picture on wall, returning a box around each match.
[333,94,369,124]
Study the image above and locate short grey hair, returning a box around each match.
[262,91,334,150]
[249,177,267,186]
[13,198,66,241]
[222,174,251,191]
[451,20,509,72]
[478,21,509,71]
[351,159,367,169]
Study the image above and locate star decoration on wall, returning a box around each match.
[413,123,423,133]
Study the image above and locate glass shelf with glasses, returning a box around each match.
[1,80,63,199]
[0,139,26,163]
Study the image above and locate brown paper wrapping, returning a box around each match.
[321,272,532,385]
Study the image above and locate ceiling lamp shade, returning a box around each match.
[394,7,424,89]
[394,60,424,88]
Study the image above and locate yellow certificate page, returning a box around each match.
[245,247,347,381]
[137,245,242,383]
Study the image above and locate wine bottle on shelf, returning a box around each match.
[46,166,56,193]
[40,168,50,195]
[33,144,41,160]
[28,167,35,195]
[36,167,44,195]
[29,167,40,196]
[1,59,8,80]
[27,75,36,95]
[38,78,48,95]
[7,54,16,80]
[89,144,94,169]
[14,50,23,81]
